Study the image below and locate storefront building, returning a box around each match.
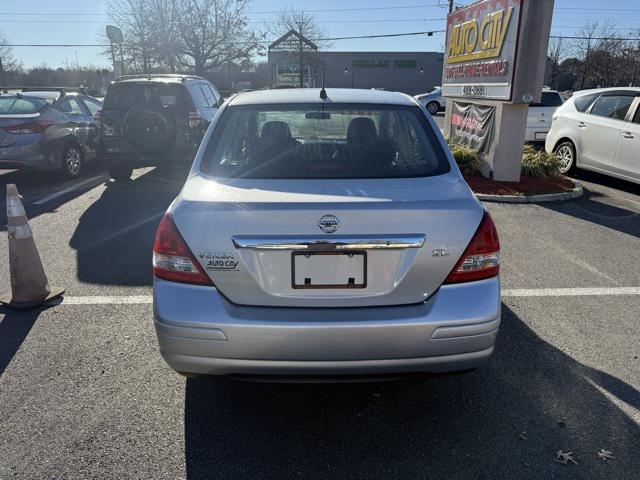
[267,32,444,95]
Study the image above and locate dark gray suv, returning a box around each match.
[96,74,222,180]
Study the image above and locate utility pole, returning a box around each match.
[298,21,304,88]
[580,37,591,90]
[448,0,454,13]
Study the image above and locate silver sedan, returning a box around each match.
[152,88,501,380]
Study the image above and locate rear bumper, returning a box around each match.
[0,143,51,170]
[153,276,501,377]
[524,126,550,142]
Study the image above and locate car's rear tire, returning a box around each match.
[108,166,133,181]
[61,143,83,178]
[426,101,439,115]
[554,141,576,174]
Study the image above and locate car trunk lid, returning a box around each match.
[171,174,483,308]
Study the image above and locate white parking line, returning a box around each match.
[59,295,153,305]
[503,287,640,297]
[37,287,640,306]
[32,174,108,205]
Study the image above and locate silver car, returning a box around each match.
[0,89,102,177]
[414,87,443,115]
[152,88,501,379]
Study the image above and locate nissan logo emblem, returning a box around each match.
[318,214,340,233]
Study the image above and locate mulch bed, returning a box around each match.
[464,174,576,196]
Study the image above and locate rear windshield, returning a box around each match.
[0,96,49,114]
[531,92,563,107]
[104,83,189,111]
[202,103,450,179]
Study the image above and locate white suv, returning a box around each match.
[525,89,564,142]
[545,87,640,183]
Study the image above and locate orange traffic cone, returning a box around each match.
[0,184,64,309]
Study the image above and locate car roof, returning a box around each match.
[573,87,640,96]
[113,74,207,85]
[0,91,62,100]
[228,88,417,106]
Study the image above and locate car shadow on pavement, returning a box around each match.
[572,170,640,198]
[0,165,108,233]
[183,304,640,480]
[69,167,188,286]
[0,306,42,377]
[541,186,640,240]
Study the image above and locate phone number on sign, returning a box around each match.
[462,85,486,96]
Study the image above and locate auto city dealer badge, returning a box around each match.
[318,215,340,233]
[198,250,239,271]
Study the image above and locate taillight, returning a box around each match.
[152,213,213,286]
[4,120,55,134]
[94,109,102,128]
[444,211,500,284]
[187,109,202,128]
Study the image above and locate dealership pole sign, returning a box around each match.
[443,0,522,101]
[442,0,554,182]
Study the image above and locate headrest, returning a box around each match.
[347,117,377,143]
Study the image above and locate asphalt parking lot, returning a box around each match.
[1,165,639,479]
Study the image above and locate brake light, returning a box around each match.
[444,211,500,284]
[3,120,55,134]
[94,109,102,128]
[187,109,202,128]
[152,213,213,286]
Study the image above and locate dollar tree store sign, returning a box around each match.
[442,0,523,101]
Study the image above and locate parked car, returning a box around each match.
[415,87,443,115]
[545,87,640,184]
[152,88,501,380]
[96,74,222,181]
[0,88,102,177]
[525,88,564,142]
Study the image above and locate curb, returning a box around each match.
[475,180,583,204]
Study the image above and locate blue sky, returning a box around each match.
[2,0,640,68]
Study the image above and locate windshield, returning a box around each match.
[0,96,48,114]
[429,87,441,95]
[202,103,450,179]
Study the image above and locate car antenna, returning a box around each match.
[319,73,327,100]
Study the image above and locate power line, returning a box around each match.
[0,4,449,17]
[1,30,446,48]
[0,18,448,24]
[550,35,640,41]
[554,7,640,11]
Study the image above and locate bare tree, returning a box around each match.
[572,20,623,89]
[266,8,332,88]
[150,0,182,73]
[106,0,161,73]
[0,32,20,84]
[177,0,262,76]
[266,8,331,48]
[548,37,565,89]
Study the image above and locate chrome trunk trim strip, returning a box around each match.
[232,235,425,251]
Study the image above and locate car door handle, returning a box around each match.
[622,131,634,139]
[576,121,586,128]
